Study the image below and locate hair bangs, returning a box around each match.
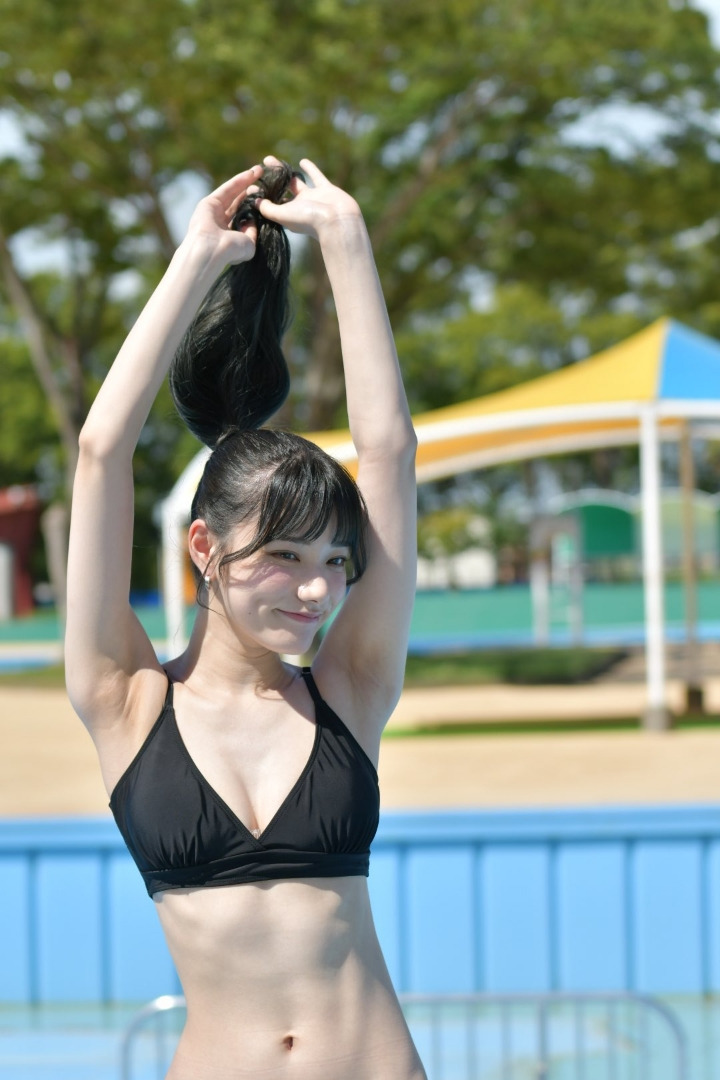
[217,450,367,584]
[258,463,339,546]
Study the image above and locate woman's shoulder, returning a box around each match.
[308,654,396,757]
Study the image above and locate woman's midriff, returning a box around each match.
[155,876,427,1080]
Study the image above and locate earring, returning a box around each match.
[204,575,211,585]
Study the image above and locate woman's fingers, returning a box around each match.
[255,198,286,224]
[210,164,263,206]
[225,183,260,222]
[234,221,258,247]
[222,222,258,263]
[288,173,307,196]
[262,154,322,191]
[207,158,323,211]
[298,158,328,186]
[213,157,340,238]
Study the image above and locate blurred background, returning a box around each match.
[2,0,720,1076]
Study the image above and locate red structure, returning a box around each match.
[0,486,42,616]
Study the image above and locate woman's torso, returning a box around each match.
[100,665,426,1080]
[157,878,426,1079]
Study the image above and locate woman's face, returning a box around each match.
[210,518,351,654]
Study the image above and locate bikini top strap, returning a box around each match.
[162,673,175,708]
[301,666,324,707]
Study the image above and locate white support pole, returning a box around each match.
[161,500,187,661]
[569,557,584,646]
[530,554,550,646]
[639,406,671,730]
[0,543,12,621]
[679,420,703,713]
[564,516,583,646]
[529,517,550,645]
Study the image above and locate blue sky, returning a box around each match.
[694,0,720,42]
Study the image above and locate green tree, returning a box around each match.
[2,0,720,593]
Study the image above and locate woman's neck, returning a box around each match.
[167,605,295,696]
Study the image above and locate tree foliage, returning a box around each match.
[2,0,720,587]
[0,330,56,488]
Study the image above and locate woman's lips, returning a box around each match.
[277,610,323,623]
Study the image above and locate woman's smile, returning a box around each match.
[276,609,324,624]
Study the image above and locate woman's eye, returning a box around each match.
[329,556,348,567]
[272,551,298,561]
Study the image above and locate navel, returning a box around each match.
[281,1034,296,1051]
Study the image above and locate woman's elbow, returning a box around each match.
[77,420,132,462]
[357,423,417,465]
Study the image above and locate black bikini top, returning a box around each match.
[109,669,380,898]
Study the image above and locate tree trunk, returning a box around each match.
[0,222,84,640]
[304,245,345,430]
[0,224,81,500]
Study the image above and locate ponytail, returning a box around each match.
[169,161,303,446]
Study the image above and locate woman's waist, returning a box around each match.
[157,876,379,989]
[172,987,423,1080]
[183,963,396,1029]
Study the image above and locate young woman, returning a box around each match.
[65,156,424,1080]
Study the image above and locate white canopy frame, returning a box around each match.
[159,397,720,730]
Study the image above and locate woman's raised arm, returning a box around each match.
[65,167,262,730]
[257,159,417,724]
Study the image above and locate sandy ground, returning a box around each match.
[2,679,720,815]
[390,678,720,727]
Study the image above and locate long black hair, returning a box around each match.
[170,161,302,442]
[169,161,368,589]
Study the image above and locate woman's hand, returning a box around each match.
[184,164,263,264]
[257,156,363,242]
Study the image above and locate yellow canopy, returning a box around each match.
[307,318,720,480]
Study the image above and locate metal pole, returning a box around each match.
[530,520,550,646]
[537,998,549,1080]
[568,518,584,646]
[574,998,585,1080]
[161,501,187,660]
[465,998,477,1080]
[679,421,704,713]
[430,999,442,1079]
[639,407,671,730]
[501,999,512,1080]
[607,998,617,1080]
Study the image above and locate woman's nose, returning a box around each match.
[297,575,329,603]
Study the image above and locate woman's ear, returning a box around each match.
[188,519,216,578]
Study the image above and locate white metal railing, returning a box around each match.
[401,992,688,1080]
[119,991,689,1080]
[119,995,185,1080]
